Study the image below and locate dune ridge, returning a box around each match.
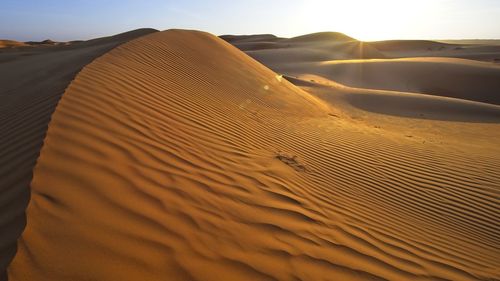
[0,28,157,280]
[7,29,500,281]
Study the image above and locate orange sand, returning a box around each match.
[0,29,157,280]
[5,30,500,280]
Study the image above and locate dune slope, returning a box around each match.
[0,28,157,280]
[293,58,500,105]
[285,76,500,123]
[9,30,500,281]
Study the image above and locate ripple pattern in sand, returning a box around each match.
[8,30,500,281]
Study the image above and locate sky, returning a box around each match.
[1,0,499,42]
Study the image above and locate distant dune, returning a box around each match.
[369,40,500,62]
[0,39,63,49]
[4,29,499,281]
[0,40,29,49]
[289,75,500,122]
[368,40,454,51]
[284,31,355,43]
[219,34,281,43]
[274,57,500,105]
[227,33,500,105]
[223,32,385,59]
[439,39,500,45]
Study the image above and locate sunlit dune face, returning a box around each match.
[296,0,443,41]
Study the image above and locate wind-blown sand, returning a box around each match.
[0,28,157,280]
[6,30,500,280]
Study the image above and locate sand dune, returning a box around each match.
[369,40,454,52]
[284,76,500,123]
[0,40,29,49]
[0,39,64,49]
[369,40,500,62]
[284,32,355,43]
[270,57,500,105]
[220,34,282,43]
[225,34,500,63]
[260,45,382,61]
[226,33,500,105]
[440,40,500,45]
[225,33,385,60]
[248,41,384,61]
[0,28,157,280]
[7,29,500,281]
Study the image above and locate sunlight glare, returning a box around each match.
[296,0,443,41]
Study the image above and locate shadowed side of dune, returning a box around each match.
[318,58,500,105]
[345,90,500,122]
[368,40,454,52]
[267,58,500,105]
[0,28,157,281]
[9,29,500,281]
[284,77,500,123]
[367,40,500,62]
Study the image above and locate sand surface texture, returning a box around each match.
[7,30,500,280]
[0,28,157,280]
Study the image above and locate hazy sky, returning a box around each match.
[1,0,499,41]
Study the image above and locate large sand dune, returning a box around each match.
[0,28,157,280]
[7,30,500,281]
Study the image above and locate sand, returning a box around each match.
[0,28,157,280]
[269,58,500,105]
[230,35,500,105]
[4,29,500,281]
[0,40,29,49]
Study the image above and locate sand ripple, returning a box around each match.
[8,30,500,281]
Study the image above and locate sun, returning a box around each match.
[295,0,442,41]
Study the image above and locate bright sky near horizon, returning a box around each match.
[1,0,499,41]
